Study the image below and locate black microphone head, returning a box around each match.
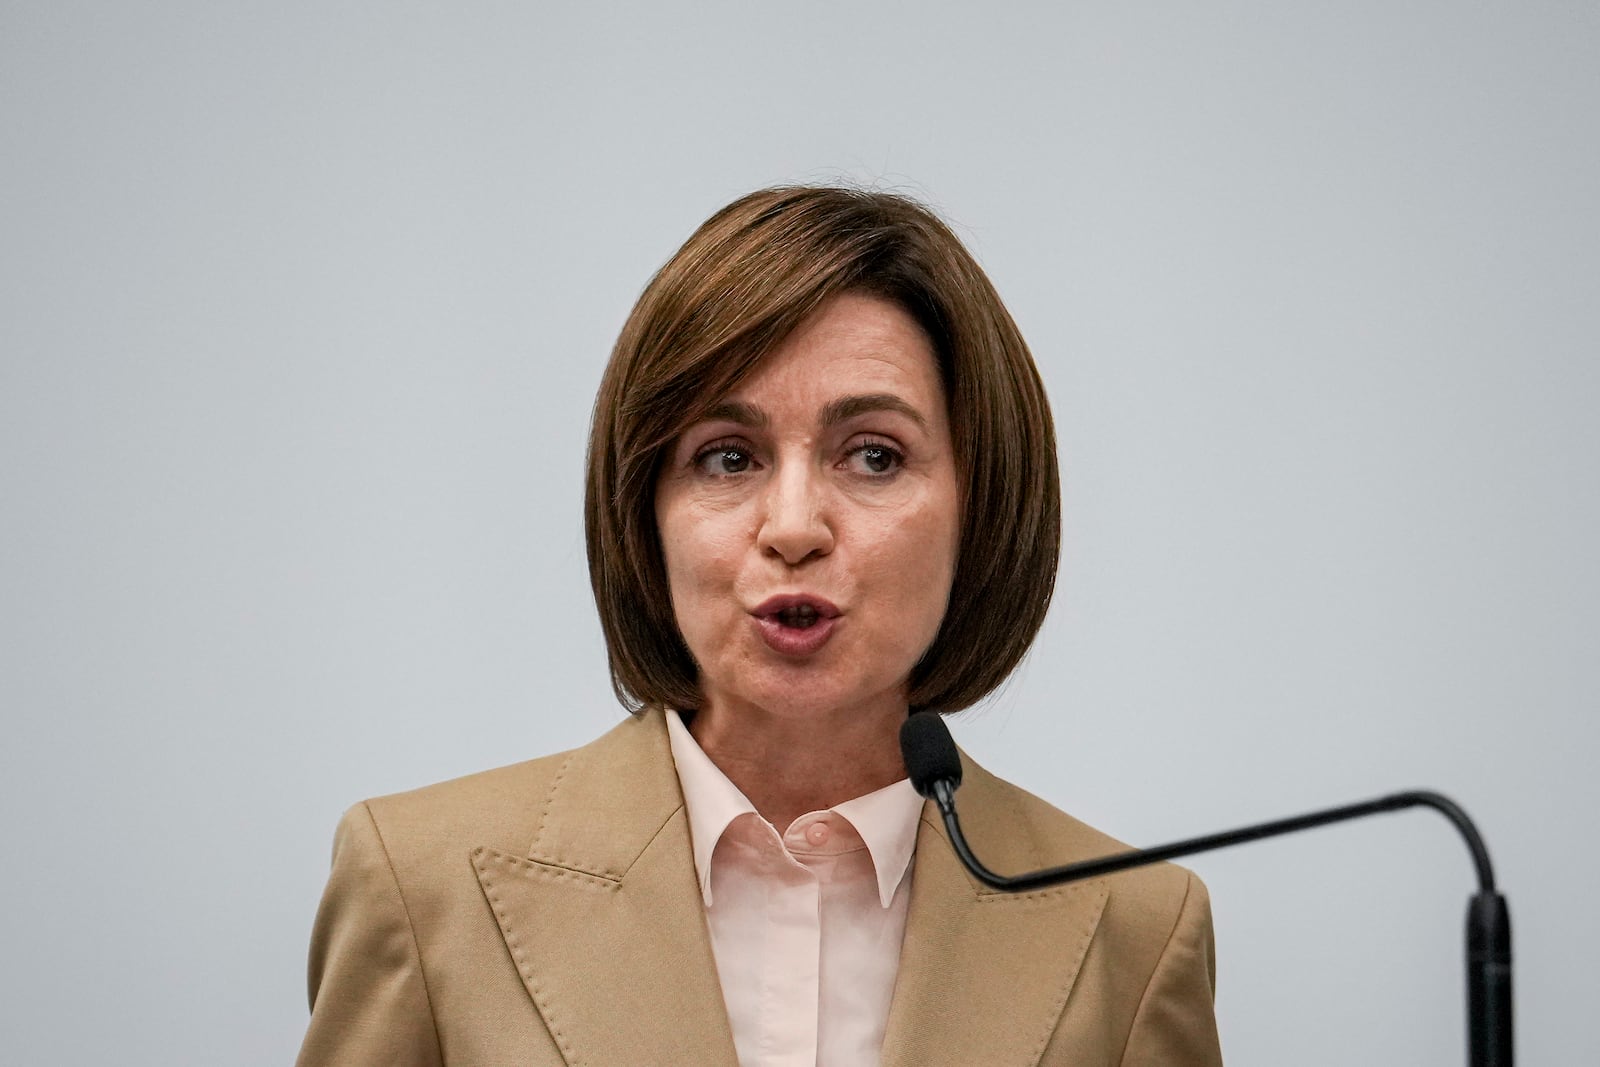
[900,712,963,799]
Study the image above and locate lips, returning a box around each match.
[750,594,841,656]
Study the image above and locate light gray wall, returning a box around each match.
[3,2,1595,1063]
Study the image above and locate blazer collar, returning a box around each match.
[473,709,1107,1067]
[881,748,1110,1066]
[472,709,740,1067]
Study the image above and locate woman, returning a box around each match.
[297,186,1223,1065]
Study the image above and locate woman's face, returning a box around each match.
[655,291,961,726]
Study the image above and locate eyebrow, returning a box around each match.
[700,400,767,428]
[696,393,927,432]
[820,393,928,430]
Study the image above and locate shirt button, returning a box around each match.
[805,822,830,846]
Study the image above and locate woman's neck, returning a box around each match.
[685,695,909,831]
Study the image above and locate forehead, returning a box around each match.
[727,292,944,408]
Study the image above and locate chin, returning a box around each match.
[731,666,906,723]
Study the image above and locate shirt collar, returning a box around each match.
[831,774,924,908]
[665,709,923,909]
[665,709,761,906]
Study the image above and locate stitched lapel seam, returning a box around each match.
[472,847,611,1067]
[524,800,689,884]
[1018,881,1109,1066]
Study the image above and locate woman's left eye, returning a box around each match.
[844,441,904,476]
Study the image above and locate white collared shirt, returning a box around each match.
[665,710,924,1067]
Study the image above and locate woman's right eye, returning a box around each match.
[693,445,755,476]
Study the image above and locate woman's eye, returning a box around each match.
[846,442,903,476]
[694,446,754,476]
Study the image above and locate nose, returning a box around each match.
[756,460,835,566]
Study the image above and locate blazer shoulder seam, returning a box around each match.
[1115,867,1197,1066]
[359,799,446,1064]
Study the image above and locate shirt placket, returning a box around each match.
[759,852,821,1067]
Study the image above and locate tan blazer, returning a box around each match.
[297,709,1222,1066]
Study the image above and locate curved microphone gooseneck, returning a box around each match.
[898,712,1513,1067]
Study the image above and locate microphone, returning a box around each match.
[899,712,1513,1067]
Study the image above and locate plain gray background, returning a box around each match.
[3,2,1596,1064]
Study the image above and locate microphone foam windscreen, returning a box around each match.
[900,712,963,798]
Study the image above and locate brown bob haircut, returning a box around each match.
[585,185,1059,715]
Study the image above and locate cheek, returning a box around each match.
[913,532,959,626]
[925,497,962,620]
[867,494,960,629]
[659,505,746,618]
[655,503,697,617]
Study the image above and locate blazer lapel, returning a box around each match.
[882,753,1110,1067]
[472,711,739,1067]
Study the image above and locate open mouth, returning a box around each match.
[750,596,839,655]
[776,603,821,629]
